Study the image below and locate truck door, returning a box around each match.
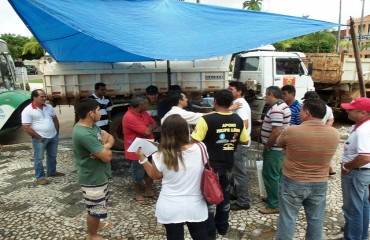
[274,58,314,100]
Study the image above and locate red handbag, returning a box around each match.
[197,143,224,205]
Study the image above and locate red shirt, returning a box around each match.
[122,107,155,160]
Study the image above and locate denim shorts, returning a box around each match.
[81,182,109,219]
[130,160,145,183]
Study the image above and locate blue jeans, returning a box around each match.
[205,169,231,239]
[31,134,59,179]
[276,176,327,240]
[130,160,145,183]
[341,169,370,240]
[232,145,250,206]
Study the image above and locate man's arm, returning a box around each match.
[101,130,115,149]
[22,124,43,140]
[276,129,286,148]
[326,118,334,127]
[142,122,158,136]
[52,116,59,135]
[342,155,370,173]
[265,126,282,150]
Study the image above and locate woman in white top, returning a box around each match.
[136,114,209,240]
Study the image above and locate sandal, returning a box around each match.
[144,193,158,199]
[98,222,114,231]
[135,197,148,205]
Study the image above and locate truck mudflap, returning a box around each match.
[0,90,31,135]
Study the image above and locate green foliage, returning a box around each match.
[0,33,28,59]
[0,34,45,60]
[243,0,262,11]
[273,30,337,53]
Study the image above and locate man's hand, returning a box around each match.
[341,162,350,175]
[229,102,242,111]
[101,130,110,144]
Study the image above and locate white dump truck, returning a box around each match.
[40,46,315,149]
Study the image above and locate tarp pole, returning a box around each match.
[167,60,171,89]
[349,17,366,97]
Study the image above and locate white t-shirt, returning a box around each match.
[21,103,57,138]
[342,119,370,168]
[152,143,208,224]
[161,106,203,125]
[233,98,251,147]
[322,105,334,124]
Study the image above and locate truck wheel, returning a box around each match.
[110,113,124,151]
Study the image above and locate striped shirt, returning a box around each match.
[289,100,301,125]
[261,100,291,150]
[89,93,112,128]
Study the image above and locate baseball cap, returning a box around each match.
[301,91,319,100]
[341,97,370,112]
[145,85,158,95]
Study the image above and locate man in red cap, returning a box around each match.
[340,97,370,240]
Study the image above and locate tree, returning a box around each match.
[22,37,44,59]
[273,30,337,53]
[243,0,262,11]
[0,33,28,59]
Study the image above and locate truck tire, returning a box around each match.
[110,113,124,151]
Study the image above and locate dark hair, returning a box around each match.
[95,82,106,90]
[159,114,190,171]
[75,98,100,119]
[266,86,283,99]
[31,89,45,99]
[130,94,148,108]
[169,85,182,92]
[168,91,183,107]
[302,98,327,119]
[214,89,233,108]
[302,91,319,100]
[281,85,296,95]
[229,81,246,96]
[145,85,158,94]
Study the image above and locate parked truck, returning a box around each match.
[0,39,31,135]
[40,46,315,149]
[303,52,370,117]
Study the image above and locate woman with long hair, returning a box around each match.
[136,114,209,240]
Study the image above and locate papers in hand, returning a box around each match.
[127,138,158,157]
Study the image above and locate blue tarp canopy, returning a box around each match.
[9,0,339,62]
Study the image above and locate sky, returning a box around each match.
[0,0,369,37]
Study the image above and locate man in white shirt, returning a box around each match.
[340,97,370,240]
[161,91,203,125]
[22,89,64,185]
[228,81,252,211]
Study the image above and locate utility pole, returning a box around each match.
[358,0,366,50]
[336,0,342,52]
[350,18,366,97]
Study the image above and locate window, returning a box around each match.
[240,57,259,71]
[276,58,304,75]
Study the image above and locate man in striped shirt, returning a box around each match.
[89,82,113,132]
[259,86,291,214]
[282,85,301,125]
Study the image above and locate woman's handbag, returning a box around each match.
[197,143,224,204]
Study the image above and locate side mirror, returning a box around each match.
[307,62,313,76]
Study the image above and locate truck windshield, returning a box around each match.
[240,57,259,71]
[276,58,304,75]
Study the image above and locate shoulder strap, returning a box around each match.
[196,142,210,168]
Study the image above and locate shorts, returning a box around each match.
[81,182,109,219]
[130,160,145,183]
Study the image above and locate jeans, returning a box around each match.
[341,169,370,240]
[31,134,59,179]
[130,160,145,183]
[262,149,284,208]
[231,145,250,206]
[205,169,231,239]
[276,176,327,240]
[164,221,209,240]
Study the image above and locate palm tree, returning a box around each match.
[22,37,44,59]
[243,0,263,11]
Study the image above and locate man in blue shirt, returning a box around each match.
[282,85,301,125]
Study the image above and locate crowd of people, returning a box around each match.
[18,83,370,240]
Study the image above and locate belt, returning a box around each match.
[352,168,370,171]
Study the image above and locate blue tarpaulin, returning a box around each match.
[9,0,340,62]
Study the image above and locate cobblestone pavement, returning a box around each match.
[0,137,358,240]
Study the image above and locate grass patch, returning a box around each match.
[27,79,43,83]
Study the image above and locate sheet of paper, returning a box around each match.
[127,137,158,157]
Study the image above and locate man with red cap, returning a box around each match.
[340,97,370,240]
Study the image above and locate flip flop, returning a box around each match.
[98,222,114,231]
[329,172,337,176]
[135,197,148,205]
